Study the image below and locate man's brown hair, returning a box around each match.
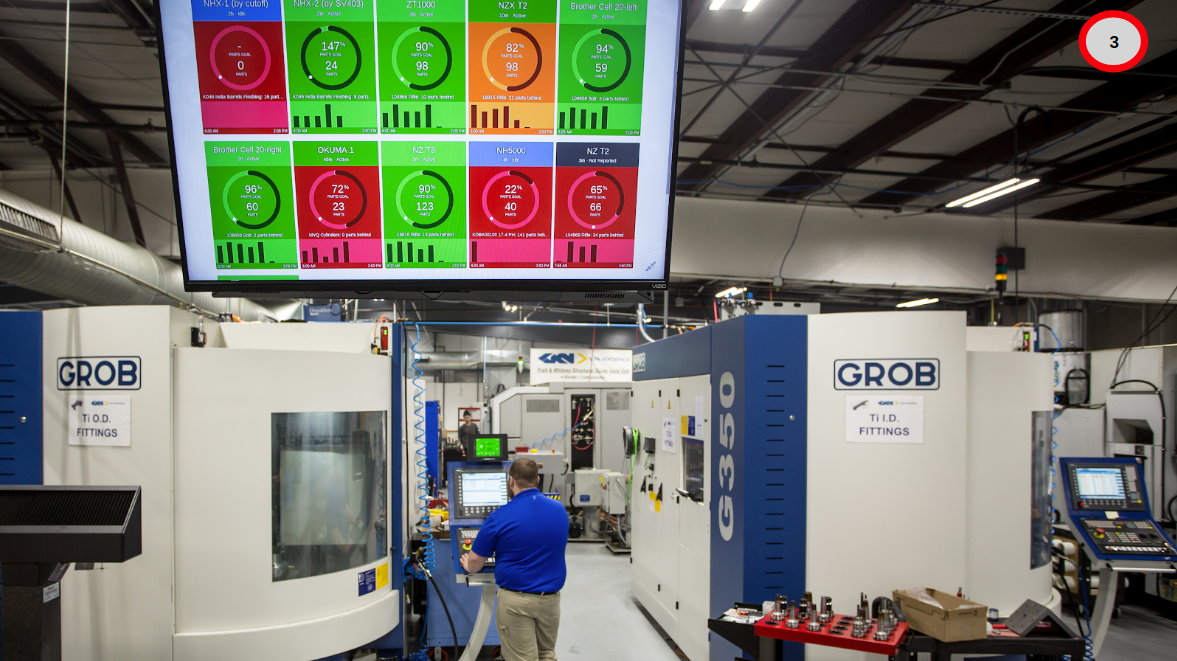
[510,458,539,489]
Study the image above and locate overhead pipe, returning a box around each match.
[0,186,281,319]
[636,304,657,343]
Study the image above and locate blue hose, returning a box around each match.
[408,324,434,580]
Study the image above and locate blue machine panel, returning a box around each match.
[633,326,711,381]
[426,400,440,487]
[711,316,807,661]
[1059,456,1177,564]
[426,538,500,648]
[0,311,42,485]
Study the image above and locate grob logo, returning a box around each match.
[834,359,939,390]
[57,357,141,390]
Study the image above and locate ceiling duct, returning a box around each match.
[0,187,281,319]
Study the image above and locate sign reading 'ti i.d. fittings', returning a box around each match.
[845,395,924,444]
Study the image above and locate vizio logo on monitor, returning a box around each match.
[57,357,141,390]
[834,359,939,390]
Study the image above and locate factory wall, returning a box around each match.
[672,197,1177,303]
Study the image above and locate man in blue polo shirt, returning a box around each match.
[461,458,568,661]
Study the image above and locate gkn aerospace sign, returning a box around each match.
[530,349,632,385]
[834,359,939,390]
[57,357,141,390]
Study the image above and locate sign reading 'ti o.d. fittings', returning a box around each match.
[68,396,132,447]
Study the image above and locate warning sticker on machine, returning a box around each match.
[844,395,924,444]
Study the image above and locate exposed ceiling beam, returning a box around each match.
[107,133,147,247]
[761,0,1144,202]
[94,0,156,45]
[1036,174,1177,221]
[0,1,113,13]
[975,121,1177,212]
[684,39,965,72]
[1121,207,1177,227]
[857,47,1177,208]
[0,38,166,166]
[676,0,918,191]
[0,88,107,168]
[678,135,961,160]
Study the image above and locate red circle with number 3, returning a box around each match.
[1079,11,1147,73]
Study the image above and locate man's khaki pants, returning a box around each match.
[496,588,561,661]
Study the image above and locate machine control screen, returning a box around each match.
[454,467,510,519]
[1068,463,1145,511]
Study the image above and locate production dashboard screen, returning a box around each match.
[461,472,510,506]
[158,0,684,291]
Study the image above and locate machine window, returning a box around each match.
[683,437,704,501]
[271,411,387,582]
[1030,411,1052,570]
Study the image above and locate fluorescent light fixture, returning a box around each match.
[946,178,1021,208]
[742,0,761,11]
[709,0,725,9]
[896,297,940,309]
[961,178,1039,208]
[715,286,747,298]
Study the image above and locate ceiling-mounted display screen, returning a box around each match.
[157,0,685,293]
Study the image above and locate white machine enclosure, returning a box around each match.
[490,382,632,476]
[173,348,396,660]
[965,351,1058,615]
[630,312,1055,661]
[630,373,711,661]
[42,307,400,661]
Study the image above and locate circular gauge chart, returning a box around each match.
[308,170,368,229]
[481,170,540,230]
[222,170,282,230]
[210,26,272,91]
[571,28,631,93]
[567,171,624,230]
[392,27,453,91]
[300,26,362,91]
[395,170,455,229]
[481,27,542,92]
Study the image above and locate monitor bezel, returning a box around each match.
[155,0,689,295]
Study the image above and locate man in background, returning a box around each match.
[461,458,568,661]
[458,410,480,455]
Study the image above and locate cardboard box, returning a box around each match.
[893,588,988,642]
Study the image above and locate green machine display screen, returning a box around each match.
[475,437,501,458]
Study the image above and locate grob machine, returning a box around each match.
[1058,456,1177,657]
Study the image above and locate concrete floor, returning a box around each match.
[558,543,681,660]
[1095,604,1176,661]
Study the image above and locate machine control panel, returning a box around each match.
[1067,463,1146,512]
[1080,520,1177,556]
[1060,457,1177,563]
[452,465,511,522]
[456,527,496,569]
